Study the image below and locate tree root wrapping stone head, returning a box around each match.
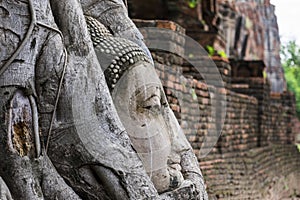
[85,14,208,200]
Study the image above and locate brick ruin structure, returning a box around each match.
[129,0,300,199]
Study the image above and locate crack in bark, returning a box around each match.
[12,121,32,157]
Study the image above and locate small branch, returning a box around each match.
[29,95,41,157]
[36,21,64,39]
[31,18,68,154]
[45,47,67,153]
[7,100,14,152]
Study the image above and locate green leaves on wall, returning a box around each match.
[188,0,198,8]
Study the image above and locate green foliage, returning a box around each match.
[281,40,300,67]
[190,88,197,100]
[281,40,300,119]
[205,45,228,58]
[206,45,215,56]
[200,19,206,26]
[188,0,198,8]
[263,70,267,79]
[284,181,289,191]
[297,144,300,152]
[283,66,300,118]
[217,50,227,58]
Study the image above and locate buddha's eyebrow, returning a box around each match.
[134,84,161,101]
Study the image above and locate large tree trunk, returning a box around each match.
[0,0,159,199]
[0,0,80,199]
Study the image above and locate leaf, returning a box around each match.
[284,65,300,118]
[263,70,267,79]
[217,50,227,58]
[190,88,197,100]
[188,0,198,9]
[206,45,215,56]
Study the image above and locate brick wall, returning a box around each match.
[201,145,300,199]
[134,19,300,199]
[231,78,297,146]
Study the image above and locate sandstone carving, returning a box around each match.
[86,15,208,199]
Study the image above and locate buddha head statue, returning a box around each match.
[86,16,207,198]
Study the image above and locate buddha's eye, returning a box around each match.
[134,85,167,115]
[142,95,161,113]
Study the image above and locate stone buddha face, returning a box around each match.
[111,61,190,193]
[87,15,201,194]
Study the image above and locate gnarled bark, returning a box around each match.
[0,0,207,199]
[0,0,158,199]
